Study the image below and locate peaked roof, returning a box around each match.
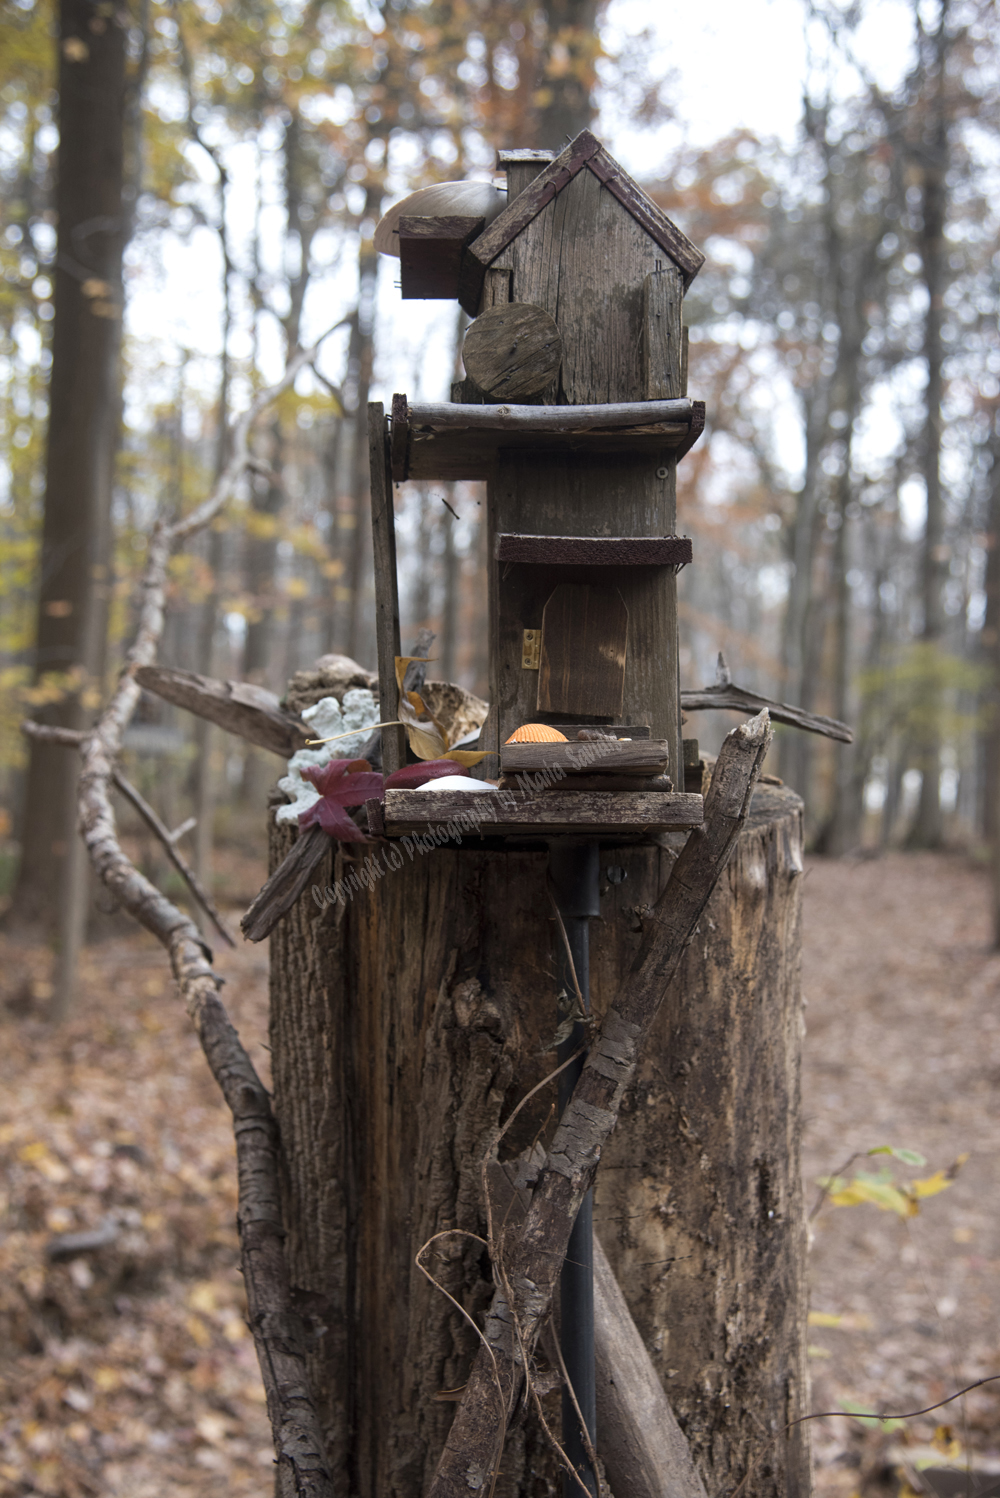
[458,130,705,314]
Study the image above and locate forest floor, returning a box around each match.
[802,852,1000,1498]
[0,847,997,1497]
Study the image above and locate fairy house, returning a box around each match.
[370,130,708,837]
[240,128,813,1498]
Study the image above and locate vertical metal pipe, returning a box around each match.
[548,839,600,1498]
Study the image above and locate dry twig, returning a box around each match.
[681,652,851,742]
[110,770,235,948]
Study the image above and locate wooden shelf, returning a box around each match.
[380,787,703,837]
[389,396,705,482]
[495,534,692,567]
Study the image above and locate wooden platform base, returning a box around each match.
[379,787,703,838]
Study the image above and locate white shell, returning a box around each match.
[374,181,506,258]
[413,775,495,793]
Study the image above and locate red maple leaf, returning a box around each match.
[299,758,384,841]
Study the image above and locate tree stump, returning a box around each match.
[267,784,810,1498]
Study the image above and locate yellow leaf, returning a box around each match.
[929,1425,962,1460]
[197,1413,231,1444]
[394,655,437,695]
[404,719,448,760]
[188,1281,218,1314]
[908,1171,950,1199]
[395,656,448,759]
[808,1311,843,1328]
[830,1177,916,1217]
[245,511,280,540]
[909,1152,968,1198]
[18,1138,68,1182]
[443,750,489,767]
[186,1315,212,1348]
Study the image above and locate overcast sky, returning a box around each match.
[125,0,921,443]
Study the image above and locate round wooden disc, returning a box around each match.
[462,302,562,399]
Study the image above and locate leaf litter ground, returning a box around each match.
[0,849,997,1496]
[802,852,1000,1497]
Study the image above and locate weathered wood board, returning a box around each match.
[499,739,669,776]
[485,449,683,765]
[398,214,483,300]
[537,582,629,718]
[390,397,703,482]
[462,302,562,399]
[495,533,692,567]
[380,786,703,836]
[494,160,687,406]
[368,403,406,775]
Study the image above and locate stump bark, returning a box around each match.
[267,785,810,1498]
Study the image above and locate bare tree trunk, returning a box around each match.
[244,428,284,693]
[322,416,350,654]
[534,0,601,148]
[778,400,827,808]
[983,418,1000,942]
[909,3,950,849]
[192,529,222,921]
[441,492,459,683]
[345,203,380,661]
[410,486,434,635]
[242,109,316,797]
[13,0,126,952]
[187,105,232,909]
[267,786,810,1497]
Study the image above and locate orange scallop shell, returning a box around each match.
[505,723,568,744]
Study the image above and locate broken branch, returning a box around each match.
[681,684,851,741]
[135,665,310,757]
[241,825,330,943]
[110,770,235,949]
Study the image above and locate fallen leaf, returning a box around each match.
[298,759,383,840]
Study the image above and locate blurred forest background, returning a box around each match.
[0,0,998,953]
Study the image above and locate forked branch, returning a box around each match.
[56,330,341,1497]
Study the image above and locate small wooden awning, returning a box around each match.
[389,395,706,481]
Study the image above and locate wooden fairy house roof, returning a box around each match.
[457,129,705,315]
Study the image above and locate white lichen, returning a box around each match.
[275,689,379,823]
